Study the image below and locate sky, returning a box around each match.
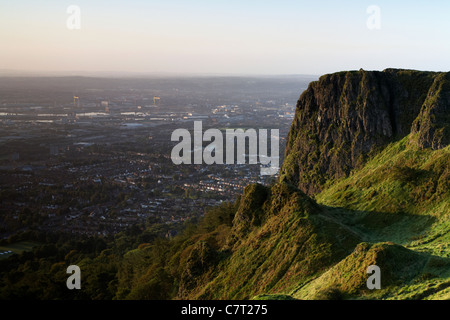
[1,0,450,75]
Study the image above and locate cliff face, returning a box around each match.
[281,69,449,196]
[411,72,450,149]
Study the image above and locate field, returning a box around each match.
[0,241,39,260]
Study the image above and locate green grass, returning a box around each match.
[317,137,449,208]
[175,136,449,299]
[252,294,298,300]
[290,241,450,300]
[0,241,39,259]
[114,135,449,300]
[293,136,450,299]
[316,137,449,251]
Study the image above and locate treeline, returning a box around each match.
[0,200,238,300]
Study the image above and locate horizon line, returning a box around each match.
[0,69,321,79]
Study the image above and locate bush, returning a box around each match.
[313,285,346,300]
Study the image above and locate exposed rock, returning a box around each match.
[281,69,449,195]
[411,72,450,149]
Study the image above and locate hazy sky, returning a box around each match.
[1,0,449,75]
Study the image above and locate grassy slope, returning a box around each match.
[118,138,448,300]
[176,136,449,300]
[0,241,39,260]
[294,137,450,299]
[316,137,449,254]
[180,182,363,299]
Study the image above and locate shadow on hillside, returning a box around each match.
[320,205,438,244]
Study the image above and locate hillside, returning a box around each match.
[168,139,449,300]
[295,137,450,299]
[1,69,448,300]
[167,69,450,300]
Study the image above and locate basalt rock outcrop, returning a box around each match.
[281,69,450,195]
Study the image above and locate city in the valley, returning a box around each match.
[0,75,315,241]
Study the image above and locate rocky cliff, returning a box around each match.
[281,69,450,195]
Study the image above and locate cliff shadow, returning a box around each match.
[319,205,438,245]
